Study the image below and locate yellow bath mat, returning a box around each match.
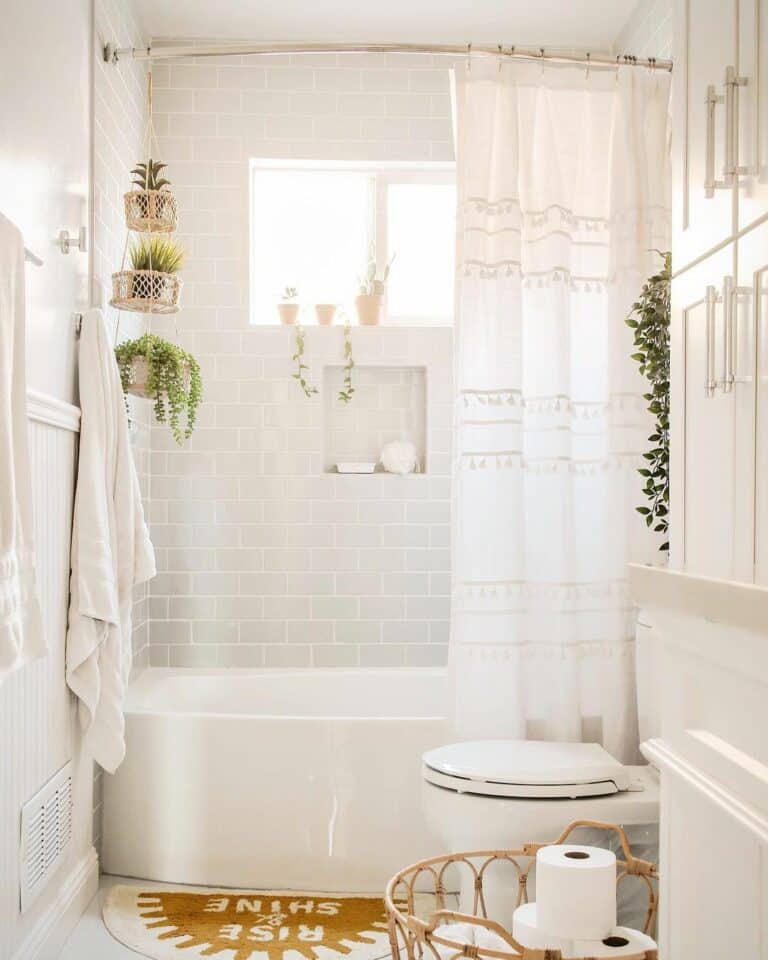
[103,886,403,960]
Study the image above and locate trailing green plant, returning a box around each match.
[626,250,671,552]
[338,318,355,403]
[131,158,171,191]
[130,235,184,274]
[357,253,396,295]
[283,286,298,301]
[291,324,318,398]
[115,333,202,445]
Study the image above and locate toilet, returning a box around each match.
[422,613,660,928]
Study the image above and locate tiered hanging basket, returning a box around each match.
[110,69,183,316]
[111,269,182,314]
[124,188,178,233]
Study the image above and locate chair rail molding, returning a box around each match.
[26,389,81,433]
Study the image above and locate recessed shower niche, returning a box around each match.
[323,365,427,473]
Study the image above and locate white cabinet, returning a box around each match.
[739,222,768,585]
[670,243,754,580]
[738,0,768,232]
[672,0,739,271]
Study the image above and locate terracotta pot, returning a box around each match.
[355,293,383,326]
[277,302,300,325]
[315,304,337,326]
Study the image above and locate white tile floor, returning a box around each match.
[59,876,174,960]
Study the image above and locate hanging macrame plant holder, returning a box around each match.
[124,189,178,234]
[110,68,183,315]
[111,268,182,314]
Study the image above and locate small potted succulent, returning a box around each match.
[277,286,300,325]
[355,254,395,326]
[314,304,337,326]
[115,333,202,445]
[124,158,178,233]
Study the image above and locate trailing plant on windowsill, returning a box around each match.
[338,316,355,403]
[626,250,671,552]
[291,324,318,398]
[115,333,203,445]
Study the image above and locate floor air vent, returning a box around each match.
[19,761,73,912]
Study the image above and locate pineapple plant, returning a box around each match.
[131,158,171,191]
[129,236,184,302]
[125,157,178,233]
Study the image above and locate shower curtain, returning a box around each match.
[451,60,670,762]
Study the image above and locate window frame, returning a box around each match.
[249,159,456,327]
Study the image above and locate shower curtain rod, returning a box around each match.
[104,42,673,72]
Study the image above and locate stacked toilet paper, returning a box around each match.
[511,844,657,958]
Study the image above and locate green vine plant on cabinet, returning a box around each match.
[626,250,671,553]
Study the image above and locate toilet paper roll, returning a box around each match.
[569,927,657,958]
[512,903,564,951]
[536,844,617,940]
[513,905,656,959]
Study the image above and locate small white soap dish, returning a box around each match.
[336,462,377,474]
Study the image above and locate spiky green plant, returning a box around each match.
[130,235,184,274]
[115,333,202,445]
[131,158,170,191]
[626,250,671,553]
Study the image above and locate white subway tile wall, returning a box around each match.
[146,49,455,667]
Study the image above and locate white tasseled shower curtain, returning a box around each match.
[450,60,671,762]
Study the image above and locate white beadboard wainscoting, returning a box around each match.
[0,394,97,960]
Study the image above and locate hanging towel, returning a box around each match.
[65,308,155,773]
[0,213,44,682]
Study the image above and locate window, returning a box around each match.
[250,161,455,325]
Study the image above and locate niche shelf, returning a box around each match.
[322,365,426,474]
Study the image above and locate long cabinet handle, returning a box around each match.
[723,66,749,181]
[704,85,723,198]
[722,275,734,392]
[705,285,718,397]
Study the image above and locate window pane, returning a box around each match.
[251,168,370,322]
[386,182,456,320]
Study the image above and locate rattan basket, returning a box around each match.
[124,189,178,233]
[110,269,182,314]
[385,819,659,960]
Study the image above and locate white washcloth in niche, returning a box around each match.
[0,213,44,682]
[65,308,155,773]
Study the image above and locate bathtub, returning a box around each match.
[102,668,449,892]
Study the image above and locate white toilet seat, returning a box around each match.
[422,739,631,799]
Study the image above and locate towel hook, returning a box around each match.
[74,313,83,338]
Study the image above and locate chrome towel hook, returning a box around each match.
[59,227,88,255]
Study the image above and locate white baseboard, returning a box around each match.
[11,847,99,960]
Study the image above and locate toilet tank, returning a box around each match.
[635,610,662,744]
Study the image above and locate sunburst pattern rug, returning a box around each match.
[103,886,409,960]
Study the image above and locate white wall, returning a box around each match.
[141,49,455,667]
[0,0,91,405]
[0,5,94,958]
[613,0,673,60]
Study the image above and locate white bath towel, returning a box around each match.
[0,213,44,682]
[65,308,155,773]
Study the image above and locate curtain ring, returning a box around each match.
[539,47,546,76]
[466,42,472,73]
[585,51,591,81]
[498,43,503,72]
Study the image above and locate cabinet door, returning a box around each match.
[670,243,753,579]
[672,0,738,271]
[741,222,768,585]
[738,0,768,232]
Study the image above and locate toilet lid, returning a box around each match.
[423,740,630,799]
